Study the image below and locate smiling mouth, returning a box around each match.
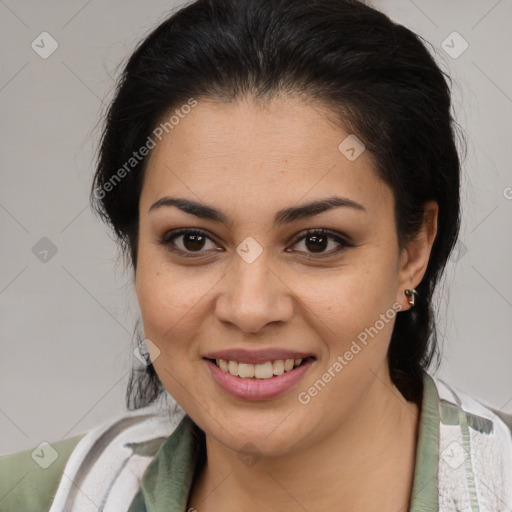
[205,356,315,380]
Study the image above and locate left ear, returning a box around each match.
[396,200,438,310]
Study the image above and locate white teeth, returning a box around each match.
[215,357,306,379]
[228,360,238,376]
[254,361,273,379]
[273,359,284,375]
[238,363,255,378]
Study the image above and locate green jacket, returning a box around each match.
[1,372,511,511]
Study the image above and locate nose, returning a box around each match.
[214,251,294,334]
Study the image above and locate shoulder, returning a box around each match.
[0,394,187,512]
[0,434,85,512]
[427,374,512,509]
[428,374,512,439]
[488,407,512,435]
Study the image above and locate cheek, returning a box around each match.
[135,243,186,340]
[136,268,195,338]
[134,247,222,351]
[311,256,398,327]
[305,251,400,369]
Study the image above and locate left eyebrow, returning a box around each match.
[148,195,367,226]
[274,196,366,225]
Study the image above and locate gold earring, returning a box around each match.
[405,288,416,307]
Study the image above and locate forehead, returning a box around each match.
[141,96,392,220]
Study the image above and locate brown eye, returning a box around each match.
[303,233,329,253]
[289,229,351,257]
[159,229,220,257]
[181,232,207,251]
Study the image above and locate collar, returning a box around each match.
[130,371,440,512]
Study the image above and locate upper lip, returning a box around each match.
[203,349,315,364]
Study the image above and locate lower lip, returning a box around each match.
[204,358,314,400]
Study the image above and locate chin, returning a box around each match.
[197,405,313,456]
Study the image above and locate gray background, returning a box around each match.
[1,0,511,455]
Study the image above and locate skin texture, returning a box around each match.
[135,96,438,511]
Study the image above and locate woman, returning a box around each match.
[1,0,511,510]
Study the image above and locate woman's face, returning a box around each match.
[135,96,432,456]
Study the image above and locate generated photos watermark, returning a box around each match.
[94,98,198,200]
[297,301,403,405]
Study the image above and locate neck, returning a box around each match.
[188,369,421,512]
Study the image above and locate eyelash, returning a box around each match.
[157,228,353,259]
